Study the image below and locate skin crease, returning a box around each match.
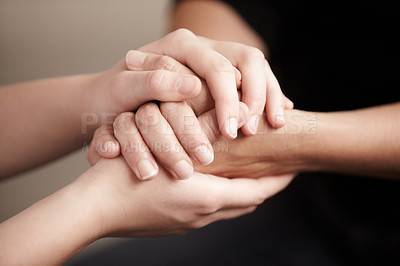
[168,0,400,179]
[95,49,293,181]
[0,28,289,179]
[2,1,399,265]
[0,154,294,265]
[93,53,400,181]
[0,30,292,264]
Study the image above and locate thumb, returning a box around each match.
[198,102,249,143]
[116,70,202,112]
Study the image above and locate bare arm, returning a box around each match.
[297,103,400,179]
[0,156,292,265]
[0,62,200,178]
[194,103,400,179]
[170,0,400,179]
[171,0,267,54]
[0,74,99,178]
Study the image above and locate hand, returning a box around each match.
[82,157,294,237]
[0,141,294,266]
[132,105,300,178]
[138,29,293,137]
[87,103,299,181]
[88,45,292,179]
[87,102,248,180]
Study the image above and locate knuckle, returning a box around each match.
[146,70,166,94]
[212,61,235,76]
[172,28,196,40]
[159,101,185,115]
[113,112,135,134]
[154,56,178,72]
[242,46,265,62]
[135,102,160,126]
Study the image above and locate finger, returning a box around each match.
[116,69,201,111]
[233,66,242,89]
[284,94,294,109]
[140,29,240,140]
[127,50,193,74]
[126,50,215,115]
[127,50,242,90]
[87,141,102,166]
[93,125,120,159]
[213,174,294,209]
[135,103,194,180]
[198,102,249,144]
[199,39,267,136]
[113,112,159,181]
[87,125,119,166]
[264,61,286,128]
[160,101,214,166]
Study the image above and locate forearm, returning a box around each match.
[171,0,267,54]
[0,74,101,178]
[0,174,102,265]
[283,103,400,178]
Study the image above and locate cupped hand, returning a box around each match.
[81,155,294,238]
[138,29,293,136]
[88,104,300,181]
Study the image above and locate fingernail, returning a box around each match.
[137,159,157,180]
[126,50,146,68]
[103,141,117,153]
[173,160,194,179]
[275,106,285,125]
[226,118,238,138]
[194,145,214,165]
[176,76,197,95]
[247,115,259,135]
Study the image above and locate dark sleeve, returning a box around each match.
[173,0,279,51]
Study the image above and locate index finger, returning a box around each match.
[140,29,239,140]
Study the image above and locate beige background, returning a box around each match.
[0,0,172,261]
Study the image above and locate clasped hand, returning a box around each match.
[85,29,295,238]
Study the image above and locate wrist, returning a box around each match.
[0,172,104,265]
[73,158,141,237]
[259,109,321,173]
[78,72,110,136]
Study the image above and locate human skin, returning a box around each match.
[167,0,400,178]
[92,50,293,180]
[0,29,289,179]
[0,155,293,266]
[96,102,400,180]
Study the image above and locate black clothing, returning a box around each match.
[67,1,400,265]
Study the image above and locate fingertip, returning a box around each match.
[125,50,147,70]
[243,115,260,136]
[175,75,201,99]
[224,117,238,139]
[194,144,214,166]
[137,159,158,181]
[172,159,194,180]
[284,97,294,110]
[96,140,120,158]
[268,105,286,128]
